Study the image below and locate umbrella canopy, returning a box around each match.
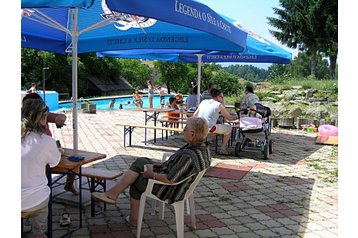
[21,0,247,149]
[96,18,292,105]
[96,17,292,64]
[21,0,95,8]
[21,0,247,54]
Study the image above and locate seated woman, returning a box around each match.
[167,96,180,128]
[92,117,211,226]
[240,85,259,111]
[21,98,61,238]
[132,91,143,108]
[22,93,78,195]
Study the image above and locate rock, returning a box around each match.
[261,97,278,102]
[295,100,310,105]
[289,107,302,118]
[305,89,318,99]
[283,90,301,100]
[305,104,329,119]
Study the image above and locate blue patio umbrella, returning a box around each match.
[21,0,247,149]
[21,0,95,8]
[97,17,292,105]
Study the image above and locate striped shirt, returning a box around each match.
[153,144,211,204]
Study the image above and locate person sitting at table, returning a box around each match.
[202,82,216,100]
[91,117,211,226]
[193,89,238,155]
[185,85,203,112]
[22,98,61,238]
[167,96,180,128]
[239,85,259,111]
[175,93,184,106]
[22,93,79,195]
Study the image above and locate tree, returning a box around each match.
[317,0,338,79]
[154,61,189,94]
[268,0,338,79]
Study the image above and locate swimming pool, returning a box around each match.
[56,95,187,112]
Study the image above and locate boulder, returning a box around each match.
[289,107,302,118]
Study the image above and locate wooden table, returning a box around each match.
[47,148,106,238]
[131,108,178,143]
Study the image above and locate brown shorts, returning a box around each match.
[129,157,153,200]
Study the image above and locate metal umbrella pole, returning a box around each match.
[42,67,49,102]
[196,54,203,107]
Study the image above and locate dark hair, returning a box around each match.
[22,93,42,104]
[169,96,176,104]
[208,83,215,89]
[245,85,254,93]
[211,89,222,98]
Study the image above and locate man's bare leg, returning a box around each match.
[129,198,140,225]
[104,170,140,201]
[64,174,79,195]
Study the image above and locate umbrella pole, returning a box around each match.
[196,54,203,107]
[72,9,79,150]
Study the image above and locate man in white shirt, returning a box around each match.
[193,89,238,155]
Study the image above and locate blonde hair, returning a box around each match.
[187,117,208,146]
[21,99,49,140]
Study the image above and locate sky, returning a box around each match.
[198,0,296,69]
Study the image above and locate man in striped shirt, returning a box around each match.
[92,117,211,226]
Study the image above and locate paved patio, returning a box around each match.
[32,109,337,237]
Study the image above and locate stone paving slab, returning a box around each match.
[23,109,337,237]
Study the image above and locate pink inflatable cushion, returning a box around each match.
[318,124,338,136]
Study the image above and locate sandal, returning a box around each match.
[92,192,116,204]
[23,224,32,233]
[60,213,71,227]
[125,215,137,227]
[218,149,232,156]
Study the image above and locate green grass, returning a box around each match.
[280,79,338,92]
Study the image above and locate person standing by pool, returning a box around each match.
[133,90,143,108]
[28,83,37,93]
[109,98,115,109]
[158,86,166,108]
[147,80,155,108]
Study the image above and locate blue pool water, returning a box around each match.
[56,95,186,112]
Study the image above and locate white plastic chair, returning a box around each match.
[151,153,191,216]
[136,168,207,238]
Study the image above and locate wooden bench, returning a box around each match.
[21,207,47,219]
[81,167,123,217]
[21,207,47,235]
[116,123,184,147]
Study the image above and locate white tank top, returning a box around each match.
[197,99,221,129]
